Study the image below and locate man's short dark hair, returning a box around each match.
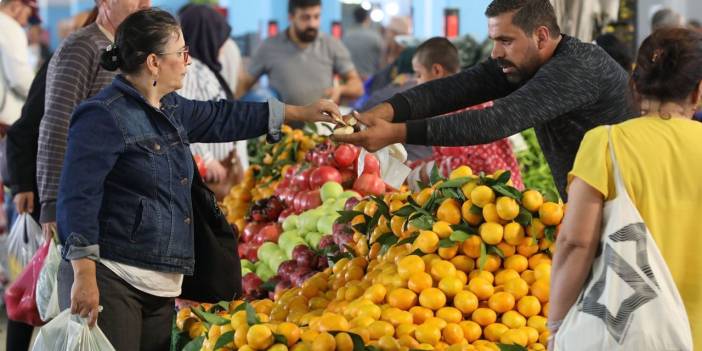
[414,37,460,74]
[485,0,560,37]
[353,6,369,24]
[288,0,321,14]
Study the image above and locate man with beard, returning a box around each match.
[334,0,636,198]
[237,0,363,109]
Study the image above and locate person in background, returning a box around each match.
[27,23,51,70]
[550,28,702,350]
[178,4,243,199]
[219,37,242,100]
[382,16,412,68]
[37,0,151,240]
[57,9,336,349]
[594,33,633,73]
[343,6,383,81]
[334,0,636,199]
[651,7,684,32]
[237,0,363,108]
[0,0,37,122]
[57,8,97,41]
[407,37,523,187]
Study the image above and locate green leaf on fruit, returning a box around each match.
[449,230,472,243]
[328,251,354,265]
[416,180,430,190]
[430,163,443,186]
[470,204,483,215]
[353,223,368,234]
[495,170,512,185]
[545,226,557,242]
[487,245,505,259]
[409,248,425,256]
[497,344,528,351]
[182,336,205,351]
[191,306,230,326]
[397,233,419,246]
[348,332,366,351]
[437,177,472,189]
[410,215,434,231]
[392,205,416,217]
[478,241,488,271]
[376,233,399,255]
[516,207,533,228]
[369,195,390,218]
[336,210,365,224]
[544,188,561,203]
[451,223,477,235]
[273,333,288,345]
[214,331,235,350]
[216,301,230,312]
[439,238,456,248]
[366,346,381,351]
[492,183,522,200]
[232,301,261,326]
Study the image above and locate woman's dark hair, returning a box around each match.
[632,28,702,102]
[100,8,181,74]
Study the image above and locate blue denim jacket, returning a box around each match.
[57,76,284,274]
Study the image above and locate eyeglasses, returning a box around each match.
[157,45,189,63]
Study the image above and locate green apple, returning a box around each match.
[240,259,255,271]
[241,267,252,276]
[316,214,339,235]
[256,263,274,281]
[257,242,279,260]
[278,230,301,250]
[282,214,298,231]
[321,181,344,202]
[306,232,324,248]
[298,211,322,233]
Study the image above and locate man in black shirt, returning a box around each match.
[334,0,637,198]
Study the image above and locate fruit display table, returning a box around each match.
[172,128,562,351]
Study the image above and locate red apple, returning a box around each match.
[293,192,307,213]
[353,173,385,196]
[277,260,297,280]
[339,168,356,189]
[243,272,263,296]
[277,208,294,224]
[302,190,322,211]
[334,144,357,168]
[318,235,335,250]
[362,154,380,176]
[242,222,265,243]
[309,166,342,189]
[293,168,312,190]
[253,223,282,245]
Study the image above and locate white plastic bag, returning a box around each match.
[555,128,693,350]
[36,239,61,321]
[6,213,43,281]
[32,309,116,351]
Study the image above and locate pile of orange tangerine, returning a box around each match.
[180,165,564,351]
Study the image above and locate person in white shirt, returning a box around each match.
[0,0,37,127]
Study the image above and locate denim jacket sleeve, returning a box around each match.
[176,95,284,144]
[56,102,125,261]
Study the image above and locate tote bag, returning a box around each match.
[555,127,693,350]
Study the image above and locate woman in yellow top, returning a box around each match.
[549,28,702,350]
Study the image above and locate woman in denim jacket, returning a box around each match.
[55,9,338,350]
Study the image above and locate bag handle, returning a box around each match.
[607,126,629,199]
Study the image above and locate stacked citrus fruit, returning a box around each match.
[179,165,563,351]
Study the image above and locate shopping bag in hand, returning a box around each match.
[32,309,116,351]
[5,238,49,326]
[36,238,61,321]
[555,128,693,350]
[6,213,43,281]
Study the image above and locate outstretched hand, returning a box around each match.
[286,99,341,124]
[332,111,406,152]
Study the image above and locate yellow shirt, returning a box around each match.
[569,116,702,349]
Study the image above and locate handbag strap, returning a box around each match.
[607,126,629,199]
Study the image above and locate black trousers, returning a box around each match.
[5,319,33,351]
[58,260,174,351]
